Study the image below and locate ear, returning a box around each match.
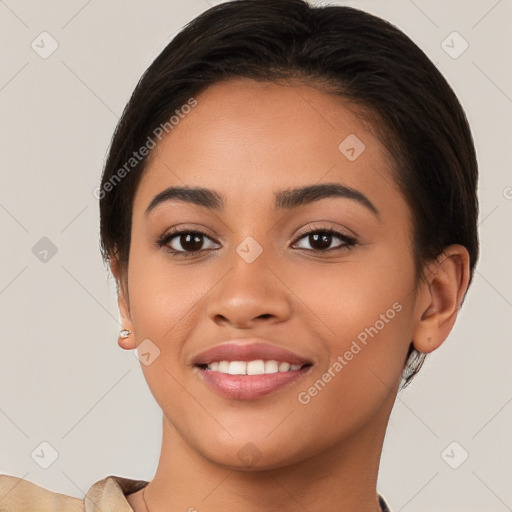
[110,255,136,351]
[412,244,471,354]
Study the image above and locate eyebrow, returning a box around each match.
[145,182,379,217]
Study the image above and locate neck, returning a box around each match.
[140,395,394,512]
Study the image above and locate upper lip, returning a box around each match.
[192,339,313,366]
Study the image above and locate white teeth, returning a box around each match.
[228,361,246,375]
[205,359,304,374]
[278,362,290,372]
[218,360,230,373]
[247,360,265,375]
[264,360,279,373]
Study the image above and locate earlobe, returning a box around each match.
[118,290,136,350]
[412,245,470,354]
[110,255,136,351]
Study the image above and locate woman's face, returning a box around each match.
[121,79,423,469]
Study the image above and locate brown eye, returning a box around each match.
[157,229,220,257]
[307,232,333,251]
[292,228,357,253]
[172,233,205,252]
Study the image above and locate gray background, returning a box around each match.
[0,1,511,510]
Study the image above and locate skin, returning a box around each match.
[111,79,470,512]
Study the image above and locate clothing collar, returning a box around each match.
[85,475,390,512]
[84,475,149,511]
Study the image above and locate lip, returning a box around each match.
[192,340,312,366]
[192,339,313,400]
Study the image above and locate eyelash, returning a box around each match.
[157,225,357,259]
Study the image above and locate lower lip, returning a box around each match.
[196,366,311,400]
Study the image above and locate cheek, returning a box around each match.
[127,248,208,338]
[288,252,415,407]
[292,295,412,453]
[286,244,415,339]
[125,252,206,421]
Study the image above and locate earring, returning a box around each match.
[119,329,131,338]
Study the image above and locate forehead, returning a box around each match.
[133,79,401,217]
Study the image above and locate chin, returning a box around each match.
[184,426,322,472]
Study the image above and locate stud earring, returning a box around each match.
[119,329,132,338]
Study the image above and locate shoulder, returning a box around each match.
[0,474,82,512]
[1,473,148,512]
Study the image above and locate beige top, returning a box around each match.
[0,474,149,511]
[1,473,392,511]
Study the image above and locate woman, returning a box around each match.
[0,0,478,510]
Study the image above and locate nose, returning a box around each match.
[206,247,292,329]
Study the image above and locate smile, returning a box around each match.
[196,364,312,400]
[202,360,303,374]
[192,339,313,400]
